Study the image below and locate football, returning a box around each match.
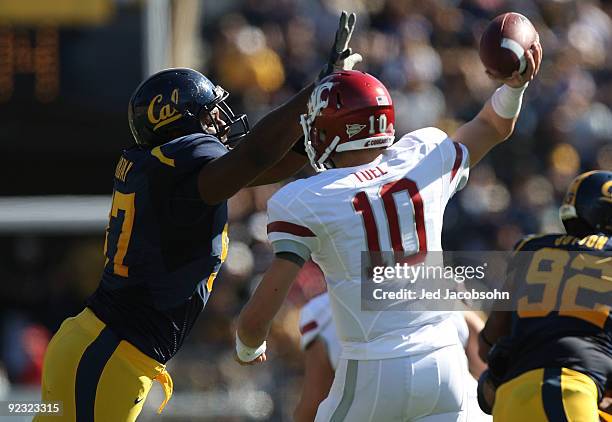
[479,12,539,79]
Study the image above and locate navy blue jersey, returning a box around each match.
[87,134,228,363]
[503,233,612,397]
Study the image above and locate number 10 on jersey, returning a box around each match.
[352,178,427,253]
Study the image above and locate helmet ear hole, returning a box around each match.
[319,130,327,142]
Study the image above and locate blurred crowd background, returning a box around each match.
[0,0,611,420]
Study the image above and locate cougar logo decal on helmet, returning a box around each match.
[301,82,337,171]
[308,82,334,118]
[300,71,395,172]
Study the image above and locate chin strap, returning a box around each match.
[316,136,341,169]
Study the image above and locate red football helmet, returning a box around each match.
[300,70,395,172]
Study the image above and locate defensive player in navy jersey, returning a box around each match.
[477,170,612,421]
[34,12,362,422]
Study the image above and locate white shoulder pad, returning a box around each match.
[267,182,319,259]
[299,293,333,350]
[269,178,310,207]
[394,127,449,150]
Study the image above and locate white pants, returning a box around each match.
[315,344,473,422]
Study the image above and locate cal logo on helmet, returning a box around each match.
[147,88,182,131]
[602,180,612,202]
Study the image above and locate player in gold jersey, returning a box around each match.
[478,170,612,421]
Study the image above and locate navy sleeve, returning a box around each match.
[150,134,227,175]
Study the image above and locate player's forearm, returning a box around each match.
[237,258,301,347]
[248,149,307,187]
[242,83,313,170]
[472,82,529,144]
[479,311,512,361]
[478,100,517,141]
[237,306,273,348]
[237,285,288,347]
[452,85,525,167]
[197,84,313,204]
[294,402,318,422]
[237,288,283,347]
[452,109,506,167]
[465,311,488,379]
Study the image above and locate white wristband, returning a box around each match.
[235,332,267,363]
[491,83,528,119]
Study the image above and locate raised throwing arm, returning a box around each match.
[452,40,542,167]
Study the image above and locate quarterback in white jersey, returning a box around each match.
[237,41,541,422]
[267,124,470,362]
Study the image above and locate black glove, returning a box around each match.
[477,336,514,414]
[487,336,513,381]
[477,370,497,415]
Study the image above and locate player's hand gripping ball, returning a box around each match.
[479,13,540,82]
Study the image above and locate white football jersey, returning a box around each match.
[450,311,470,348]
[268,127,470,360]
[299,293,341,369]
